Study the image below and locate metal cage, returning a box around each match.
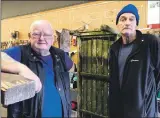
[77,31,117,118]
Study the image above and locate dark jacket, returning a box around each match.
[7,44,71,118]
[108,30,160,118]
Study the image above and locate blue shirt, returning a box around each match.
[40,55,62,117]
[4,46,73,117]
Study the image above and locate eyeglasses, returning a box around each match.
[31,32,53,39]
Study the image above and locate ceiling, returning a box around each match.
[1,1,91,19]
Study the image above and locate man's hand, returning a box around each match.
[19,64,42,93]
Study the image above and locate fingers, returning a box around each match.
[35,80,42,93]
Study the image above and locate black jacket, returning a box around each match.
[7,44,71,118]
[108,30,160,118]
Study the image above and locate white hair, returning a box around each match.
[29,20,54,32]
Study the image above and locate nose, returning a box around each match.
[125,19,131,26]
[39,34,45,40]
[39,34,48,44]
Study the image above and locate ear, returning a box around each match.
[28,33,33,43]
[116,23,119,29]
[28,33,31,38]
[51,36,54,45]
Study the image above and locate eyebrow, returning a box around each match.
[32,32,53,35]
[120,15,135,19]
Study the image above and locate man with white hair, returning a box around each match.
[1,20,73,118]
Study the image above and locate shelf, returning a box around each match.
[79,72,109,81]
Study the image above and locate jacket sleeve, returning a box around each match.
[149,34,160,81]
[7,102,22,118]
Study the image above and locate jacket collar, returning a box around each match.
[130,30,143,54]
[111,30,143,56]
[27,45,61,70]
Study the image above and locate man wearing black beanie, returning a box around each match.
[108,4,160,118]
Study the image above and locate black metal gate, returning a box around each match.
[77,31,116,118]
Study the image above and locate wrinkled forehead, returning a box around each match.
[120,13,136,19]
[30,21,54,34]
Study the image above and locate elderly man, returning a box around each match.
[108,4,160,118]
[1,20,73,118]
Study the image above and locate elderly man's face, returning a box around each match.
[117,13,137,36]
[30,22,54,51]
